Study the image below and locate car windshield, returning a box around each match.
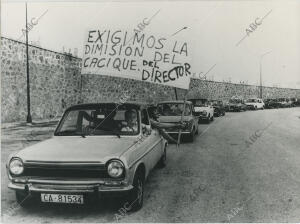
[55,105,140,136]
[157,103,191,116]
[247,99,258,103]
[211,100,221,106]
[190,99,208,106]
[229,99,242,104]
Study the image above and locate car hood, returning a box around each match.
[194,106,209,112]
[158,116,192,123]
[15,136,137,163]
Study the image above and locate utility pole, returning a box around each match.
[174,88,178,100]
[26,2,32,123]
[260,51,272,99]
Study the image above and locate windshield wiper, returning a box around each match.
[55,130,78,136]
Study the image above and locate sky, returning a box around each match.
[1,0,300,89]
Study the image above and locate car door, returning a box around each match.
[140,108,163,170]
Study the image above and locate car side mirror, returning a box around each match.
[142,125,151,135]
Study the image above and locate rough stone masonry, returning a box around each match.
[1,37,300,123]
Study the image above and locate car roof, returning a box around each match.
[157,100,192,104]
[66,102,148,111]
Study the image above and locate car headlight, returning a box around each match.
[107,160,124,178]
[9,158,24,175]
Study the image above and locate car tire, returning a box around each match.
[211,116,214,121]
[16,191,32,207]
[187,130,195,142]
[195,125,199,135]
[157,146,167,168]
[128,172,144,212]
[206,116,210,124]
[223,111,226,116]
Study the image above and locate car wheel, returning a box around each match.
[187,130,195,142]
[128,172,144,212]
[222,111,226,116]
[206,116,210,124]
[211,116,214,121]
[195,125,199,135]
[157,145,167,168]
[16,191,32,207]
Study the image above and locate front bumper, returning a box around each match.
[194,112,209,120]
[228,106,239,111]
[199,116,209,120]
[165,131,192,135]
[8,178,133,194]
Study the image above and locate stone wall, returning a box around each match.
[1,37,300,123]
[188,79,300,100]
[1,37,82,122]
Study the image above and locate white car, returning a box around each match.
[6,102,168,211]
[245,98,265,110]
[188,98,214,123]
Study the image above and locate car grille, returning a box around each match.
[194,112,201,116]
[165,126,180,132]
[19,163,111,179]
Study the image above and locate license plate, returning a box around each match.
[41,193,84,204]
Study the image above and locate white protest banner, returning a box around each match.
[81,29,191,89]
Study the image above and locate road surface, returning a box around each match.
[1,108,300,222]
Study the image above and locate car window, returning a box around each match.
[194,100,208,106]
[55,106,140,136]
[59,110,79,133]
[158,103,191,116]
[141,109,150,125]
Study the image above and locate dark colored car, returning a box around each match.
[210,100,226,116]
[227,98,247,112]
[157,101,199,142]
[264,99,280,109]
[277,98,292,108]
[291,98,300,107]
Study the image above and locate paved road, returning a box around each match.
[1,108,300,222]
